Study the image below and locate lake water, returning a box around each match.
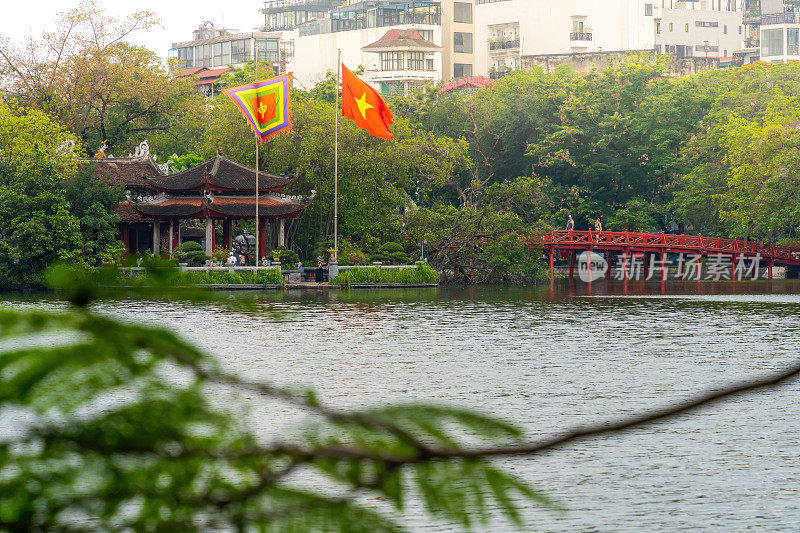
[20,280,800,531]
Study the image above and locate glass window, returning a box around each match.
[762,28,784,57]
[453,62,472,78]
[196,44,212,67]
[656,22,661,34]
[454,2,473,23]
[695,21,719,28]
[177,47,194,67]
[426,58,434,70]
[213,41,230,66]
[407,52,424,70]
[645,3,653,16]
[685,23,689,32]
[380,51,404,70]
[418,29,434,43]
[453,32,473,53]
[256,39,280,62]
[788,28,799,56]
[231,40,250,64]
[669,23,673,32]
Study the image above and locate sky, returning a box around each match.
[0,0,264,60]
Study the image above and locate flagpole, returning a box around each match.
[334,49,340,262]
[255,45,260,270]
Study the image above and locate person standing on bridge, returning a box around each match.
[566,215,574,232]
[594,216,603,242]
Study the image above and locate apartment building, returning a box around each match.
[743,0,800,62]
[170,24,285,72]
[258,0,475,92]
[654,1,744,59]
[474,0,656,79]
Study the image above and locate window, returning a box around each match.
[426,58,434,70]
[454,2,473,23]
[256,39,279,62]
[788,28,799,56]
[177,47,193,67]
[762,28,784,57]
[724,25,728,34]
[656,22,661,34]
[380,51,404,70]
[645,3,653,16]
[453,63,473,78]
[407,51,424,70]
[655,44,662,53]
[213,41,230,66]
[695,21,719,28]
[739,26,742,35]
[418,29,434,43]
[685,23,689,32]
[231,39,250,63]
[453,32,473,53]
[695,44,719,52]
[669,23,673,32]
[196,44,211,67]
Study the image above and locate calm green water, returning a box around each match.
[13,280,800,531]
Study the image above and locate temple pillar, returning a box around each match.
[278,218,286,248]
[258,218,268,260]
[205,218,214,256]
[120,223,130,254]
[168,220,174,254]
[172,220,180,252]
[223,219,232,250]
[152,221,161,255]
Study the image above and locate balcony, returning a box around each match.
[761,12,800,25]
[489,38,519,50]
[365,67,437,84]
[488,67,512,79]
[744,36,760,48]
[743,9,761,24]
[570,32,593,42]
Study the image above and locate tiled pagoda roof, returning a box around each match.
[89,157,164,188]
[144,155,298,193]
[129,191,315,220]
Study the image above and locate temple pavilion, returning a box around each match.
[89,142,314,257]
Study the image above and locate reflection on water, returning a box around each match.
[11,280,800,531]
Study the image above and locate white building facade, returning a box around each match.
[474,0,657,78]
[654,1,744,59]
[746,0,800,62]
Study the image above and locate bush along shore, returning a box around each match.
[333,264,439,287]
[121,268,285,287]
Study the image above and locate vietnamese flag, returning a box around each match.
[341,63,394,140]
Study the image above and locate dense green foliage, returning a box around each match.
[175,241,209,267]
[0,271,555,530]
[333,264,439,286]
[126,267,284,286]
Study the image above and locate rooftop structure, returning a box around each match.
[362,29,442,94]
[170,23,284,74]
[177,67,234,97]
[742,0,800,62]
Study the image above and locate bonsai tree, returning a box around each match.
[176,241,209,266]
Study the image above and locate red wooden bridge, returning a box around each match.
[540,230,800,281]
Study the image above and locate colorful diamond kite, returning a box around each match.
[222,74,293,144]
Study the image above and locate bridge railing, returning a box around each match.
[541,231,800,264]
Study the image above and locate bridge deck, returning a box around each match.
[538,230,800,281]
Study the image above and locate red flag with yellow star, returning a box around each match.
[341,63,393,140]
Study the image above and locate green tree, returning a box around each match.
[0,102,84,288]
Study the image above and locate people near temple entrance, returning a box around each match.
[315,256,324,284]
[261,256,270,267]
[238,254,246,266]
[566,215,574,231]
[226,252,237,266]
[296,260,303,271]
